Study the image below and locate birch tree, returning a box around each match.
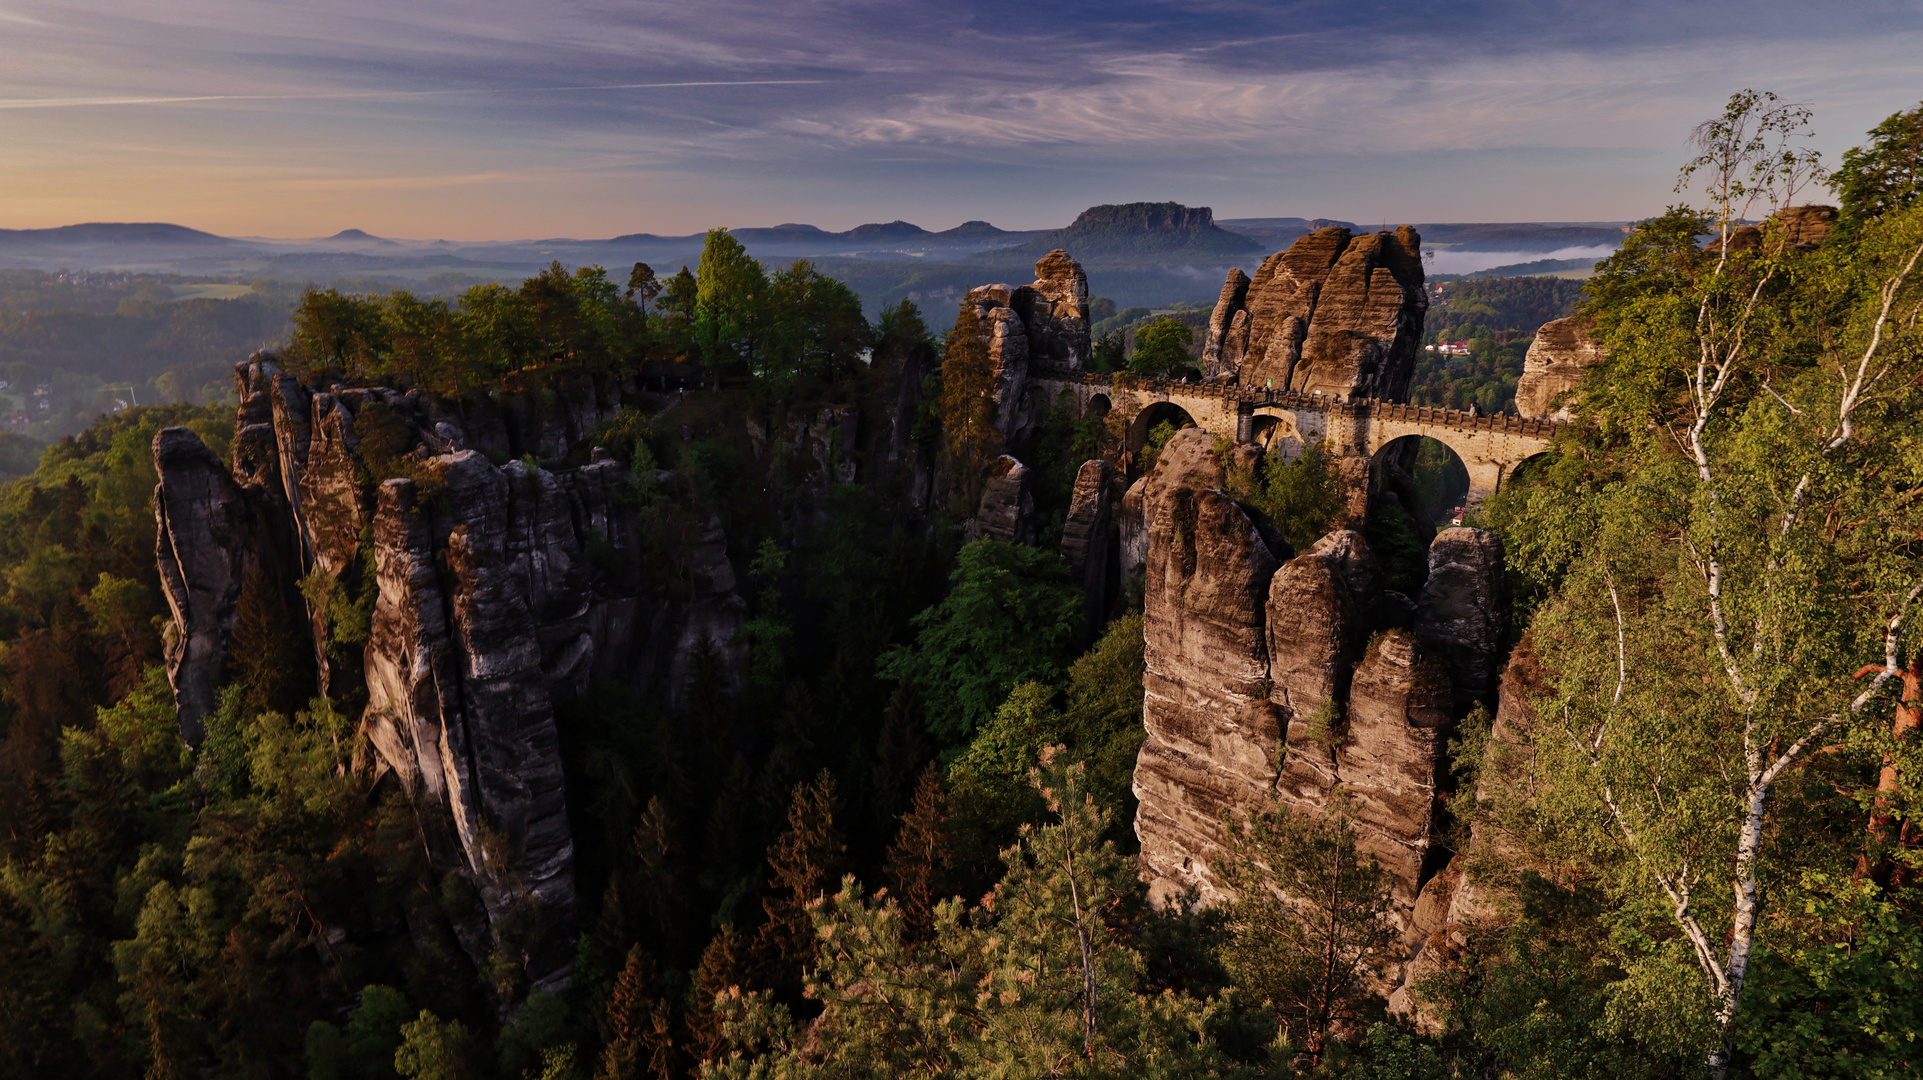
[1520,91,1923,1074]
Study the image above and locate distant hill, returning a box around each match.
[0,223,234,248]
[978,202,1261,261]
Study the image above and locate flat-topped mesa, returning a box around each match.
[1200,225,1427,400]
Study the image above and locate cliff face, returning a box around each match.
[1514,316,1605,421]
[964,248,1092,402]
[1132,461,1511,987]
[1200,226,1427,399]
[154,356,756,990]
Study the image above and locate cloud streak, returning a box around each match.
[0,81,829,111]
[1,0,1920,237]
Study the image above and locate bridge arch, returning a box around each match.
[1248,412,1302,459]
[1085,393,1112,419]
[1370,434,1470,530]
[1128,400,1198,457]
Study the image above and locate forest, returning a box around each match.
[0,93,1919,1080]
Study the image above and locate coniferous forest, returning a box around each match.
[0,94,1921,1080]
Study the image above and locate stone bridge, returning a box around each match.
[1025,365,1564,505]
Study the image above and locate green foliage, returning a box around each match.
[395,1010,475,1080]
[1137,418,1183,474]
[1217,799,1397,1070]
[706,756,1234,1078]
[1362,502,1428,596]
[938,301,999,505]
[1127,316,1195,378]
[1416,873,1706,1079]
[1468,93,1923,1070]
[288,263,647,391]
[1232,443,1343,556]
[306,984,413,1080]
[1735,875,1923,1078]
[694,231,771,381]
[758,260,870,390]
[946,612,1148,873]
[1834,101,1923,222]
[878,540,1085,747]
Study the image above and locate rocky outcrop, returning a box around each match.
[964,249,1091,373]
[1060,459,1114,634]
[1335,630,1456,918]
[1134,520,1512,985]
[1414,528,1510,711]
[153,428,253,747]
[972,455,1036,545]
[1514,316,1604,420]
[1702,204,1839,257]
[154,354,754,994]
[963,250,1093,451]
[1115,427,1225,598]
[1200,226,1427,399]
[1776,204,1838,250]
[1388,637,1548,1024]
[1134,487,1282,906]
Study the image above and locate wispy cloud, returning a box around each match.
[1,0,1920,236]
[0,81,828,110]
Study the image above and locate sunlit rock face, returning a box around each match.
[964,249,1093,450]
[153,354,753,992]
[1133,507,1515,991]
[1200,226,1427,399]
[1514,316,1605,421]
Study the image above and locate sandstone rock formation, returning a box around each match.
[963,250,1093,451]
[1134,486,1281,906]
[1702,204,1839,256]
[964,248,1092,372]
[1059,458,1114,635]
[154,427,254,747]
[1388,637,1547,1023]
[1514,316,1605,420]
[1115,427,1224,600]
[154,354,756,992]
[1134,519,1513,986]
[1414,528,1510,711]
[1199,226,1427,399]
[972,455,1036,545]
[1775,204,1838,250]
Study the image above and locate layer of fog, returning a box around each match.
[1425,245,1616,275]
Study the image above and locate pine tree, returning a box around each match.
[755,770,846,994]
[1217,798,1397,1070]
[689,923,752,1062]
[883,764,949,941]
[597,944,675,1080]
[938,300,999,508]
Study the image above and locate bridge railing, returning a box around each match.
[1027,364,1565,439]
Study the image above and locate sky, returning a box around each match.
[2,0,1920,240]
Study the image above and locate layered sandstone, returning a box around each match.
[973,454,1037,545]
[1135,517,1514,979]
[1134,485,1282,906]
[1059,459,1114,635]
[1514,316,1604,421]
[964,250,1093,451]
[1414,528,1510,711]
[1200,226,1427,399]
[154,354,755,992]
